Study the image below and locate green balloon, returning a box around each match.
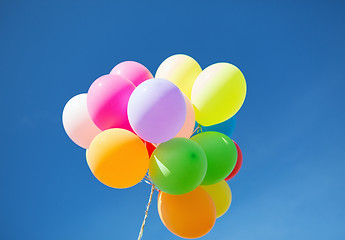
[149,138,207,195]
[191,131,237,185]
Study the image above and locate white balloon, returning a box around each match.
[62,93,101,148]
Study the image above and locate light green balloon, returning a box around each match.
[149,138,207,195]
[191,132,237,185]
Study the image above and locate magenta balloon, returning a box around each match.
[110,61,153,87]
[128,78,186,143]
[87,74,135,131]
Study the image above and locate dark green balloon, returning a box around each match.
[191,131,237,185]
[149,138,207,195]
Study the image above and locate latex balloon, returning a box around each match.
[191,63,246,126]
[191,131,237,185]
[175,94,195,138]
[127,78,186,143]
[62,94,101,148]
[87,74,135,131]
[158,187,216,239]
[202,116,236,137]
[149,138,207,195]
[145,141,156,157]
[86,128,149,188]
[201,180,232,218]
[110,61,153,86]
[155,54,202,99]
[225,141,243,181]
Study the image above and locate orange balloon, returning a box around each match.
[86,128,149,188]
[158,187,216,239]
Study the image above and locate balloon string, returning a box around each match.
[137,184,155,240]
[198,124,203,133]
[192,126,200,135]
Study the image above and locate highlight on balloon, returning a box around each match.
[62,54,246,239]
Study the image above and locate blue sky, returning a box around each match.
[1,0,345,239]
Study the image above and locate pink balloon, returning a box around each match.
[175,94,195,138]
[110,61,153,87]
[87,74,135,131]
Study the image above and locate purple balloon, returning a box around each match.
[128,78,186,143]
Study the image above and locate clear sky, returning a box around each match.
[1,0,345,239]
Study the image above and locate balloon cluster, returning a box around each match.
[62,54,246,239]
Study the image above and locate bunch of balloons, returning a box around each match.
[62,54,246,239]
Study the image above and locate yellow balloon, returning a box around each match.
[155,54,202,99]
[201,180,232,218]
[191,63,246,126]
[86,128,149,189]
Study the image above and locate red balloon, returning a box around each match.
[225,141,243,181]
[145,141,156,157]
